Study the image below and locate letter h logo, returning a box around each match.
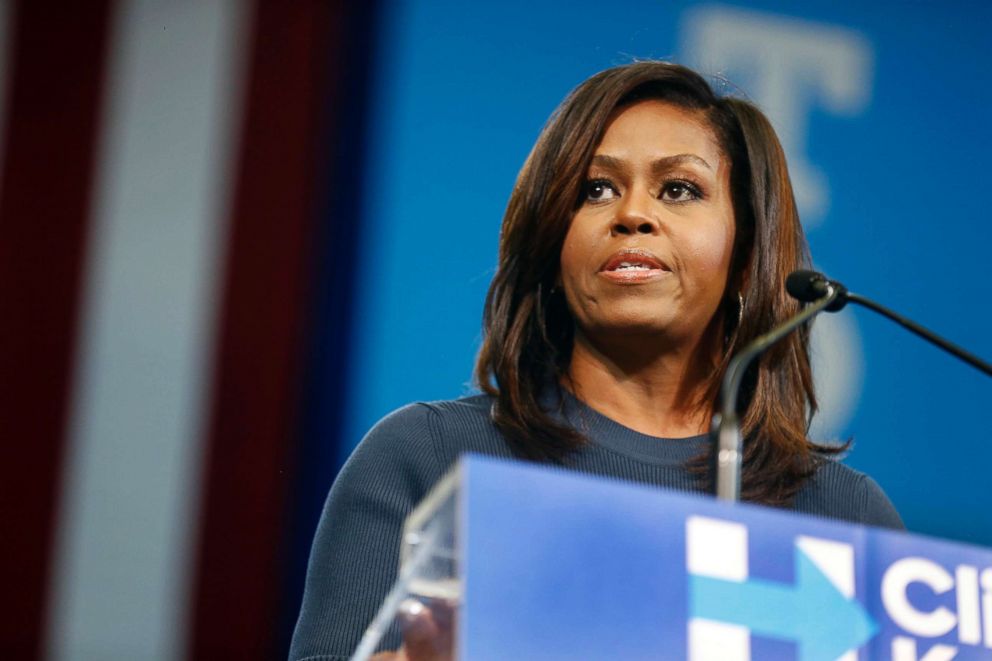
[685,516,876,661]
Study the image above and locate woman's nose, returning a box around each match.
[611,188,659,236]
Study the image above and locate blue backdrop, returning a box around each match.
[340,0,992,547]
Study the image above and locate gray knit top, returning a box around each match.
[288,393,902,660]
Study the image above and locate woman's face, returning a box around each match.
[559,99,736,349]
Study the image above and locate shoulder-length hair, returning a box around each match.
[474,61,838,506]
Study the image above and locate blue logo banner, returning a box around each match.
[461,455,992,660]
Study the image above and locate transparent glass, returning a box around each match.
[349,465,462,661]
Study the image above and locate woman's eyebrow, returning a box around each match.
[590,153,713,173]
[651,153,713,173]
[589,154,629,173]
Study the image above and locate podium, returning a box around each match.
[352,454,992,660]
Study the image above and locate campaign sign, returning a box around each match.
[458,455,992,660]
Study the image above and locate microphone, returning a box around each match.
[711,276,842,501]
[786,270,992,378]
[785,270,848,311]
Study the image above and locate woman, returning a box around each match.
[289,61,902,661]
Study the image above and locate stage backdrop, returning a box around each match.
[342,0,992,548]
[4,2,989,659]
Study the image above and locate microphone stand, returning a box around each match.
[711,284,841,502]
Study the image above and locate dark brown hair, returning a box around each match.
[474,61,840,505]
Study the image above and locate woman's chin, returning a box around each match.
[581,317,682,341]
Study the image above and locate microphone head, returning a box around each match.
[786,270,848,311]
[786,270,828,302]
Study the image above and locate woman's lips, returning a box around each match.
[598,248,670,283]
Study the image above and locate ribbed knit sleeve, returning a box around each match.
[288,404,444,661]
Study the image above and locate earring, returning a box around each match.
[737,292,745,327]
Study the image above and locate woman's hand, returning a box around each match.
[368,598,454,661]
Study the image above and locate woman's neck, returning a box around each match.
[564,330,717,439]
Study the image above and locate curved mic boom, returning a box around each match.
[786,270,992,378]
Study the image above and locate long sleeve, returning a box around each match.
[288,404,444,661]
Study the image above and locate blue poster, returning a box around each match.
[461,455,992,660]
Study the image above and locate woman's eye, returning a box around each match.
[585,179,618,202]
[661,181,702,202]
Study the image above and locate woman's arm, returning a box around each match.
[288,404,444,661]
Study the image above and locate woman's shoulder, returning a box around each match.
[418,392,496,421]
[357,393,493,442]
[325,394,506,544]
[794,457,904,531]
[351,393,509,474]
[411,393,514,461]
[361,394,496,444]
